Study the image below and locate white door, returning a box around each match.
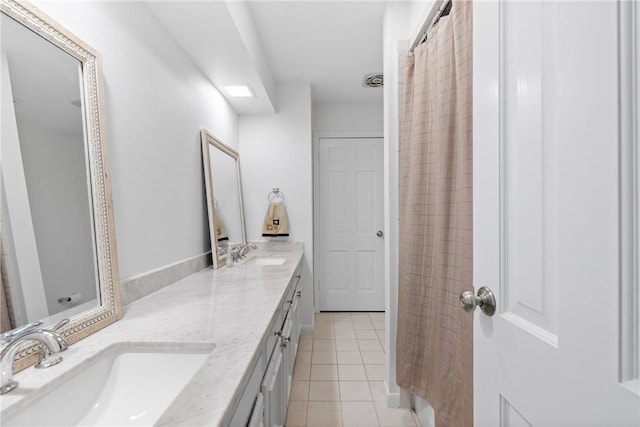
[473,1,639,426]
[318,138,384,311]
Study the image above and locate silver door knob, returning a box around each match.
[459,286,496,316]
[376,231,384,237]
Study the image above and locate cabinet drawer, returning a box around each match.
[282,273,301,312]
[264,306,283,365]
[229,352,264,427]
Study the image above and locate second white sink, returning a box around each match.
[252,257,286,266]
[1,342,214,427]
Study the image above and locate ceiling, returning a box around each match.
[146,1,388,114]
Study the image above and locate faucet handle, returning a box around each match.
[34,319,70,369]
[52,318,70,333]
[0,320,43,345]
[47,318,70,351]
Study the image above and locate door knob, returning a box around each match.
[376,231,384,237]
[459,286,496,316]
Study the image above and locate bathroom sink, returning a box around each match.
[252,256,286,266]
[1,342,214,427]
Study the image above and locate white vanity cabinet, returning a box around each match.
[230,261,303,427]
[282,274,302,402]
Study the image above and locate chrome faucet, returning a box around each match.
[238,243,257,258]
[0,319,70,394]
[227,246,241,265]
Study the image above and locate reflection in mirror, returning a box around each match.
[0,0,121,368]
[1,12,98,333]
[201,129,247,269]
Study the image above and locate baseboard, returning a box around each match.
[301,324,314,335]
[387,391,401,408]
[385,380,403,407]
[120,252,212,306]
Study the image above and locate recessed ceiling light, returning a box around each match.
[222,85,254,98]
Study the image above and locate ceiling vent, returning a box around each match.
[363,73,383,87]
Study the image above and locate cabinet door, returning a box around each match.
[262,345,284,427]
[280,314,294,403]
[291,276,302,353]
[247,393,265,427]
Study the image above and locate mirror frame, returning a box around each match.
[1,0,121,368]
[201,129,247,269]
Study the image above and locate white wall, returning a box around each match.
[239,84,314,328]
[1,54,48,324]
[31,1,239,281]
[18,123,97,314]
[313,102,383,133]
[383,2,410,408]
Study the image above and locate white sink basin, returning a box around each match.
[1,342,214,427]
[253,256,286,266]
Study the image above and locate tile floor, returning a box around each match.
[285,312,418,427]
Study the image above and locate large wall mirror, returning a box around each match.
[201,129,247,269]
[0,0,121,367]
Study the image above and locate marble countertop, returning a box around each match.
[0,241,304,426]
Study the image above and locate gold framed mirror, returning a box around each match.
[0,0,121,368]
[201,129,247,269]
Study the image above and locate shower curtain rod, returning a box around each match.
[409,0,452,53]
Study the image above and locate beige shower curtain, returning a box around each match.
[396,1,473,426]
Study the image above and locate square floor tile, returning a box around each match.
[337,351,363,365]
[338,364,367,381]
[313,351,337,364]
[309,381,340,401]
[375,329,385,341]
[293,363,311,381]
[373,321,385,331]
[290,380,310,401]
[314,330,336,340]
[353,321,374,330]
[286,400,308,426]
[311,364,339,381]
[313,339,336,351]
[315,322,334,332]
[365,364,385,381]
[307,401,343,426]
[340,381,373,401]
[335,339,360,351]
[334,321,355,330]
[297,351,312,364]
[368,381,387,401]
[342,401,380,427]
[374,401,417,427]
[299,339,313,351]
[361,351,384,364]
[355,330,378,340]
[358,339,383,352]
[300,334,314,343]
[335,330,357,340]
